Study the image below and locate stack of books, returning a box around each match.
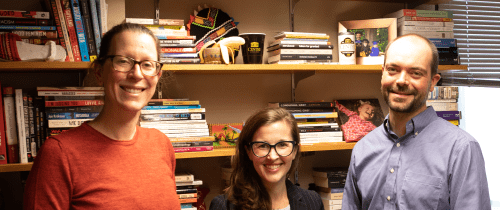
[268,101,342,145]
[175,172,200,210]
[428,86,461,126]
[125,18,200,64]
[384,9,458,65]
[139,99,214,153]
[267,32,333,64]
[312,167,348,210]
[0,9,57,45]
[38,87,104,137]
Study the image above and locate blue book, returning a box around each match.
[0,25,56,30]
[142,105,201,110]
[429,38,457,48]
[71,0,90,61]
[89,0,101,55]
[46,112,100,119]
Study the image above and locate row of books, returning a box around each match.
[384,9,459,65]
[139,99,214,153]
[0,85,104,164]
[124,18,201,64]
[0,0,108,62]
[268,101,343,144]
[312,167,348,210]
[428,86,461,126]
[175,172,203,210]
[267,32,333,64]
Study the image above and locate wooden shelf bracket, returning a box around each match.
[291,71,315,102]
[289,0,301,32]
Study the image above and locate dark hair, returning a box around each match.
[91,23,161,69]
[383,34,439,76]
[226,107,301,210]
[355,31,363,35]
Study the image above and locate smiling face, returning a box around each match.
[358,103,375,121]
[246,120,297,188]
[96,31,161,113]
[381,36,440,115]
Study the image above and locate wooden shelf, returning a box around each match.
[0,62,467,73]
[0,142,355,172]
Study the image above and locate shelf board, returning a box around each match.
[0,62,467,73]
[0,142,355,172]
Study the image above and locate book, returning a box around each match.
[400,30,454,39]
[0,83,7,164]
[426,101,458,111]
[269,101,333,108]
[139,120,207,126]
[161,48,197,53]
[268,54,332,63]
[27,96,38,159]
[291,112,338,119]
[140,113,205,121]
[42,0,68,61]
[173,146,214,153]
[141,123,208,130]
[54,0,75,61]
[159,39,194,45]
[160,58,201,64]
[436,111,461,120]
[322,198,342,205]
[20,38,60,44]
[159,43,196,48]
[46,112,100,119]
[0,10,50,19]
[89,0,101,55]
[0,18,53,26]
[45,100,104,107]
[37,86,104,96]
[398,25,454,32]
[176,187,197,194]
[397,20,454,27]
[14,89,29,163]
[0,25,56,31]
[171,141,214,147]
[145,25,185,31]
[384,9,453,19]
[267,43,333,51]
[160,53,199,58]
[140,108,205,114]
[61,0,82,62]
[48,118,92,128]
[44,105,103,112]
[125,18,184,26]
[169,136,215,143]
[147,100,199,106]
[179,198,197,204]
[178,193,197,199]
[3,30,58,39]
[299,131,342,137]
[297,123,339,128]
[274,32,330,39]
[70,0,91,61]
[268,48,333,56]
[2,87,19,163]
[448,120,459,126]
[395,16,452,22]
[428,86,459,99]
[151,29,188,36]
[154,35,196,40]
[79,0,97,61]
[175,172,195,183]
[142,105,201,110]
[429,38,457,48]
[313,167,349,178]
[299,127,341,133]
[175,179,203,186]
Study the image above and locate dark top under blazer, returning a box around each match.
[209,180,325,210]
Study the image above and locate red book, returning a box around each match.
[178,197,197,204]
[173,146,214,153]
[44,0,69,61]
[45,100,104,107]
[0,83,9,164]
[0,10,50,19]
[161,48,197,53]
[155,35,196,40]
[61,0,81,62]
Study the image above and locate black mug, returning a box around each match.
[239,33,266,64]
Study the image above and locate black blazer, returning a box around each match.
[209,180,324,210]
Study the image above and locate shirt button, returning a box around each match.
[387,196,391,201]
[415,131,419,135]
[397,143,400,147]
[390,168,394,173]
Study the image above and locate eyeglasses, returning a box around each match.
[248,141,297,157]
[104,55,162,76]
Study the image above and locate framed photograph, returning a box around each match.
[209,123,243,149]
[334,99,384,142]
[339,18,397,65]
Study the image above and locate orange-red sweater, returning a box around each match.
[24,122,180,210]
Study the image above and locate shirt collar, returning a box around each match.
[383,106,439,138]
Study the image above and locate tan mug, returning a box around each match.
[202,47,223,64]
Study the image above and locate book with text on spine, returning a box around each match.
[2,87,19,163]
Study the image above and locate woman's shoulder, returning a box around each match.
[209,194,229,210]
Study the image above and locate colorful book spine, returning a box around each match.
[71,0,91,61]
[159,39,194,45]
[48,118,92,128]
[61,0,82,62]
[46,112,100,119]
[0,10,50,19]
[14,89,28,163]
[269,102,333,108]
[45,100,104,107]
[154,35,196,40]
[49,0,73,61]
[0,25,56,30]
[79,0,97,61]
[142,105,201,110]
[436,111,461,120]
[173,146,214,153]
[397,16,453,22]
[160,48,197,53]
[140,113,205,121]
[125,18,184,26]
[140,108,205,114]
[8,30,58,39]
[429,39,457,48]
[89,0,101,55]
[2,87,19,163]
[0,18,53,26]
[147,100,199,106]
[385,9,453,19]
[159,58,201,64]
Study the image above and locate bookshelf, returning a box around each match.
[0,142,356,172]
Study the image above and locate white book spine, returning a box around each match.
[3,93,18,151]
[400,30,454,39]
[299,131,343,137]
[14,89,28,163]
[140,108,205,114]
[48,119,92,128]
[398,20,454,27]
[399,25,454,31]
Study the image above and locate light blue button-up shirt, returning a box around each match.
[341,107,490,210]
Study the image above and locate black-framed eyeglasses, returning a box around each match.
[104,55,162,76]
[248,141,297,157]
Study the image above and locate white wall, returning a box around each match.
[459,87,500,209]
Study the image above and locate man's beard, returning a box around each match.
[382,83,430,114]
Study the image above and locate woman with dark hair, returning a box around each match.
[23,23,180,209]
[210,107,324,210]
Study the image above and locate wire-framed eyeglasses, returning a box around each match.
[248,141,297,157]
[104,55,162,76]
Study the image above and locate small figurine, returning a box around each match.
[370,41,380,56]
[359,39,371,57]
